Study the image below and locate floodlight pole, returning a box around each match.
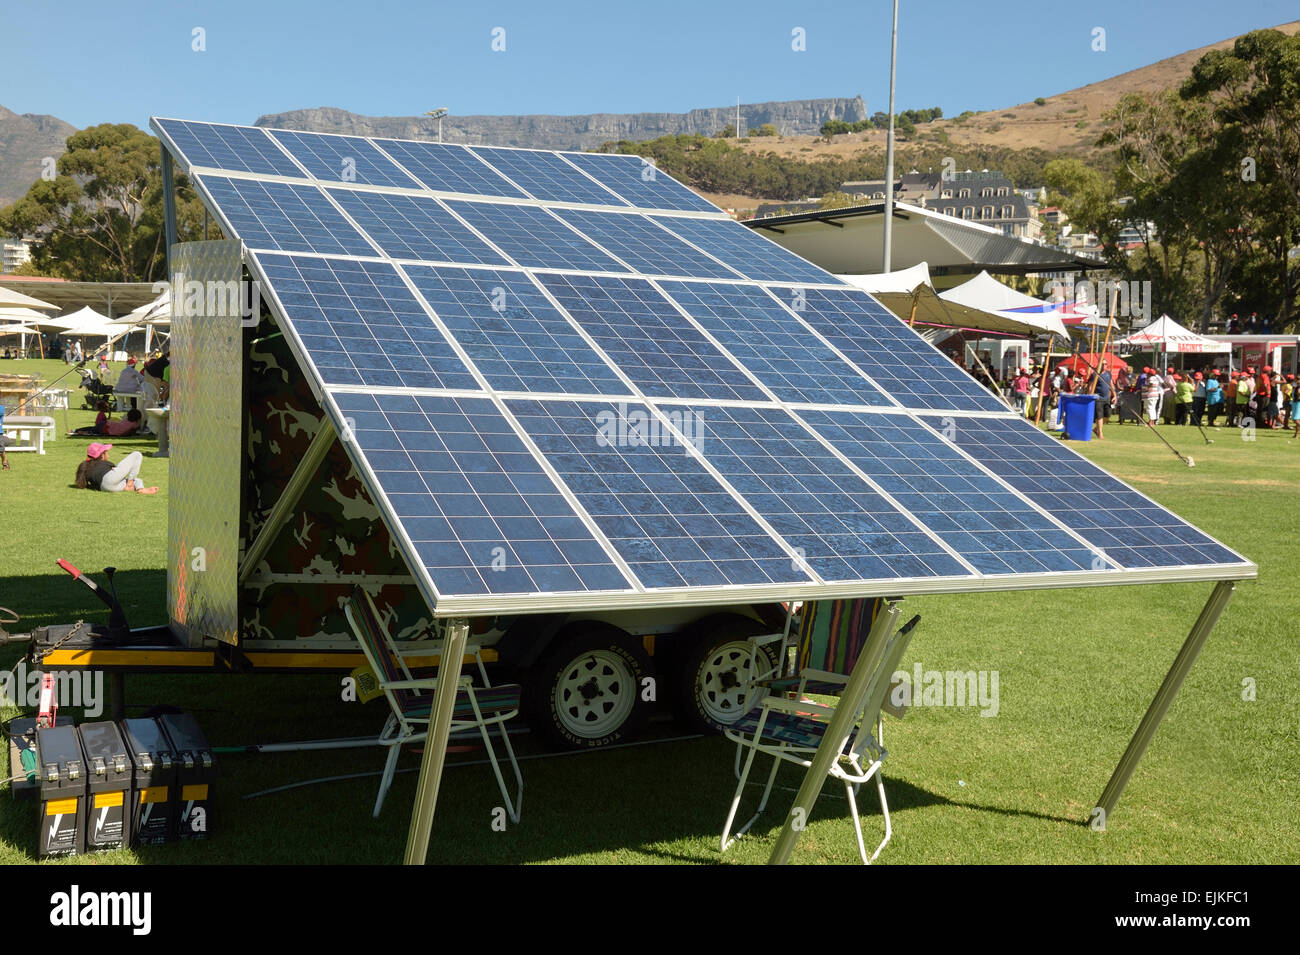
[405,617,469,864]
[425,108,448,143]
[1094,579,1236,821]
[881,0,899,273]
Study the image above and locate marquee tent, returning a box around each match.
[1116,315,1231,354]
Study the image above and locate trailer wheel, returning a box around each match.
[675,615,782,735]
[527,626,654,750]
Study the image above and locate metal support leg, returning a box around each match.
[767,603,900,865]
[403,617,469,865]
[1094,579,1237,821]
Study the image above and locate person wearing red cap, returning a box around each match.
[1012,368,1030,415]
[114,356,144,411]
[1257,366,1275,428]
[1174,374,1193,425]
[1234,368,1254,427]
[74,443,157,494]
[1283,373,1296,429]
[1190,371,1206,426]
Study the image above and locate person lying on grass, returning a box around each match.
[74,442,158,494]
[69,400,112,436]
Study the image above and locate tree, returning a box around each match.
[1181,28,1300,331]
[0,124,209,282]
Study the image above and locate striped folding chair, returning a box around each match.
[344,587,523,822]
[721,598,920,863]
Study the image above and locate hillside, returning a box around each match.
[0,106,77,207]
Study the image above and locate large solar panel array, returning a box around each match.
[155,117,1254,614]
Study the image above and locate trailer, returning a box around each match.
[5,119,1260,864]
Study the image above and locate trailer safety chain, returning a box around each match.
[39,619,88,660]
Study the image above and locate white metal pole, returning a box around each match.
[882,0,899,273]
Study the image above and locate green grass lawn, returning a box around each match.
[2,357,1297,864]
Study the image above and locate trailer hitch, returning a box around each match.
[0,605,31,646]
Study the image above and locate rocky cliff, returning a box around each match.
[254,97,868,149]
[0,106,78,207]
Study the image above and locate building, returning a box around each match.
[2,237,34,273]
[840,171,943,205]
[930,170,1041,242]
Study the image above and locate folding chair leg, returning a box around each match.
[870,772,892,863]
[474,717,524,825]
[374,743,402,818]
[722,741,785,851]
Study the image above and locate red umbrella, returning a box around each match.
[1056,352,1130,376]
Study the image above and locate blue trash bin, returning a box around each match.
[1060,393,1099,441]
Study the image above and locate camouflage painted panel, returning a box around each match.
[241,314,434,642]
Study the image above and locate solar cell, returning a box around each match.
[268,129,423,189]
[552,209,738,279]
[155,119,304,177]
[198,176,377,256]
[535,273,769,402]
[651,215,836,285]
[372,138,529,198]
[445,201,625,272]
[470,146,628,206]
[562,152,721,213]
[932,414,1242,569]
[507,398,811,589]
[331,391,634,596]
[403,265,631,396]
[327,190,510,265]
[798,409,1100,574]
[252,253,478,391]
[677,404,968,581]
[657,281,890,407]
[793,286,1010,413]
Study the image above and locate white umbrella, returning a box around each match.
[0,285,58,312]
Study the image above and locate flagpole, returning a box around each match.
[882,0,899,273]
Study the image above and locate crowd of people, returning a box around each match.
[993,360,1299,438]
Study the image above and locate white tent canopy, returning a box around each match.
[840,263,933,295]
[939,271,1070,339]
[113,288,171,325]
[1117,314,1231,354]
[0,285,58,312]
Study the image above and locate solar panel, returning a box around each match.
[156,117,1255,615]
[445,201,626,272]
[506,398,810,589]
[562,152,720,213]
[677,404,969,581]
[327,190,510,265]
[651,215,837,285]
[198,176,378,257]
[156,119,303,177]
[798,409,1101,574]
[331,392,635,596]
[371,138,529,198]
[657,281,891,407]
[534,273,769,402]
[470,146,629,206]
[552,209,739,279]
[252,253,478,391]
[403,265,631,396]
[267,129,423,189]
[931,415,1242,569]
[793,286,1010,414]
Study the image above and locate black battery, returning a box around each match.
[158,713,214,841]
[77,721,132,852]
[119,718,177,846]
[34,724,85,857]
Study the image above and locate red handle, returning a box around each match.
[56,558,81,579]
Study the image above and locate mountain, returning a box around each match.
[254,97,869,149]
[0,106,77,207]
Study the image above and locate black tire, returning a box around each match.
[673,614,782,734]
[525,624,655,750]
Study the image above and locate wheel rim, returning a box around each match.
[555,650,637,739]
[697,641,765,725]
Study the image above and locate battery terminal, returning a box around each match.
[44,763,58,782]
[181,753,195,769]
[200,753,213,769]
[138,753,154,772]
[113,755,127,774]
[67,761,80,780]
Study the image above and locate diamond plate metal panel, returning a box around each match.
[168,239,244,646]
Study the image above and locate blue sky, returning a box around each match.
[1,0,1294,131]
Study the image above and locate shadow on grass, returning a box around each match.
[0,569,169,638]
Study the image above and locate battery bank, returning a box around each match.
[77,721,132,851]
[158,713,214,841]
[119,718,177,846]
[34,724,85,857]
